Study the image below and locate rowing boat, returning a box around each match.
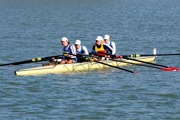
[15,56,156,76]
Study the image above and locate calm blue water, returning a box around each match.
[0,0,180,119]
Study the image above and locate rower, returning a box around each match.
[75,40,89,55]
[60,37,77,64]
[75,40,89,62]
[91,36,113,59]
[104,35,116,54]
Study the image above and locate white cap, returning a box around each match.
[104,35,110,39]
[96,36,103,41]
[75,40,81,45]
[61,37,68,41]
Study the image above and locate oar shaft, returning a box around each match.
[125,57,168,68]
[143,53,180,56]
[94,60,136,73]
[0,60,33,66]
[112,59,162,70]
[0,55,63,67]
[123,53,180,57]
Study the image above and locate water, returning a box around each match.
[0,0,180,119]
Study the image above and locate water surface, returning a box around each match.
[0,0,180,119]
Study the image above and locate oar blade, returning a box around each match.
[161,66,180,72]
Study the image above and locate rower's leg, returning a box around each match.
[66,59,75,64]
[60,60,68,64]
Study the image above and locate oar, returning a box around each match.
[120,53,180,58]
[0,55,63,67]
[111,59,163,70]
[92,60,137,74]
[119,57,180,72]
[75,52,180,71]
[80,51,180,72]
[91,52,167,70]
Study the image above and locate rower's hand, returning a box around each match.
[50,57,57,62]
[87,58,94,62]
[63,52,70,57]
[89,52,95,57]
[91,50,96,55]
[105,55,110,58]
[77,54,82,58]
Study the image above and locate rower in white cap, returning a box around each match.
[104,35,116,54]
[75,39,89,62]
[60,37,77,64]
[75,40,89,55]
[91,36,113,57]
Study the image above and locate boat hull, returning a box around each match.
[15,57,156,76]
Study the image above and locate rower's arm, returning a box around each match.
[111,42,116,54]
[103,44,113,54]
[82,46,89,55]
[70,45,77,58]
[91,46,96,54]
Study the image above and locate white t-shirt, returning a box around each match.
[108,41,116,54]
